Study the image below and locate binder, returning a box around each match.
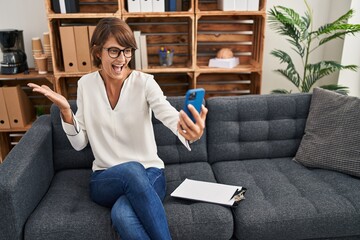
[247,0,259,11]
[217,0,235,11]
[74,26,92,72]
[171,179,246,207]
[152,0,165,12]
[140,34,148,69]
[140,0,153,12]
[59,26,78,72]
[0,88,10,129]
[168,0,177,11]
[128,0,141,12]
[2,86,35,129]
[51,0,79,13]
[235,0,247,11]
[87,25,98,71]
[133,31,142,70]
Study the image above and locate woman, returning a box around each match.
[28,18,207,240]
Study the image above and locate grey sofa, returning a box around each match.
[1,93,360,240]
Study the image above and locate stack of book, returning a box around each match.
[127,0,189,12]
[217,0,259,11]
[133,31,148,70]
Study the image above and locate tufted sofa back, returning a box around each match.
[51,97,208,171]
[206,93,311,164]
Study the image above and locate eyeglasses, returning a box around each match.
[103,47,133,58]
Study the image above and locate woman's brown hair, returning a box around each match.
[90,18,137,68]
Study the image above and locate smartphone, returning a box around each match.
[183,88,205,123]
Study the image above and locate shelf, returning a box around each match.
[0,121,33,132]
[47,13,118,19]
[44,0,266,97]
[0,69,54,84]
[195,10,266,16]
[196,64,261,73]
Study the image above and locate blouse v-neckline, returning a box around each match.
[99,71,133,111]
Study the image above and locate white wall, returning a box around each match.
[338,0,360,97]
[0,0,48,68]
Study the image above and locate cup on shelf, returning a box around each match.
[43,32,50,46]
[33,54,48,74]
[159,48,174,66]
[31,37,43,52]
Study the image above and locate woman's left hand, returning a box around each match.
[177,104,208,142]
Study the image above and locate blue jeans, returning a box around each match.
[89,161,171,240]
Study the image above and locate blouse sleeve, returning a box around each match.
[145,75,191,151]
[60,80,89,151]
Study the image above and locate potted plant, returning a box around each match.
[268,0,360,94]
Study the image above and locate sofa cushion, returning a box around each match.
[153,96,208,165]
[212,158,360,240]
[24,169,115,240]
[206,94,311,164]
[294,88,360,177]
[51,101,94,171]
[24,163,233,240]
[164,162,233,240]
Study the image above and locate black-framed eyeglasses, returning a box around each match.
[103,47,133,58]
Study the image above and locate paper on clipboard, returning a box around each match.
[170,178,246,207]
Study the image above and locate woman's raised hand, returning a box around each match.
[27,83,73,123]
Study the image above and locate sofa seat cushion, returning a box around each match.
[164,162,234,240]
[24,169,115,240]
[212,158,360,240]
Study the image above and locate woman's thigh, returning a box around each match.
[89,161,166,207]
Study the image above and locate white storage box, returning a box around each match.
[217,0,235,11]
[208,57,240,68]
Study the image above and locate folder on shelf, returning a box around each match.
[168,0,177,11]
[133,31,142,70]
[235,0,247,11]
[60,26,78,72]
[51,0,79,13]
[74,26,92,72]
[152,0,165,12]
[140,0,153,12]
[0,88,10,130]
[128,0,141,12]
[171,178,247,207]
[217,0,235,11]
[2,86,35,129]
[140,34,148,69]
[87,25,98,71]
[247,0,259,11]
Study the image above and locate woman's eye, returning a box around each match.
[110,49,119,54]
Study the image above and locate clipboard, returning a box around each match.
[170,178,246,207]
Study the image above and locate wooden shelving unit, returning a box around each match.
[0,69,54,162]
[43,0,266,98]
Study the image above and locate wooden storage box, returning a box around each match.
[196,14,265,71]
[125,16,195,71]
[195,72,261,98]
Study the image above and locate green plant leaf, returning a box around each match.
[271,89,292,94]
[268,6,305,56]
[302,61,357,92]
[317,24,360,46]
[271,49,301,87]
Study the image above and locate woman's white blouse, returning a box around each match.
[62,70,190,171]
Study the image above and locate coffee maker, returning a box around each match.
[0,29,28,74]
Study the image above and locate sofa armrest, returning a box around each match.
[0,115,54,240]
